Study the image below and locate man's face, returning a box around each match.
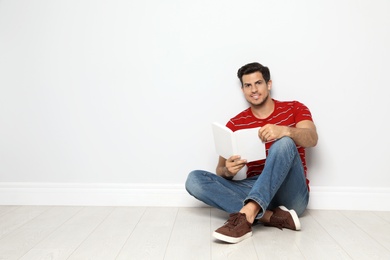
[241,72,272,107]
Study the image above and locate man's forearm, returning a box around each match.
[286,126,318,148]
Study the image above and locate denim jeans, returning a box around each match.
[185,137,309,219]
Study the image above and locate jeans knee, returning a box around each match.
[185,170,203,195]
[185,171,195,192]
[278,136,295,146]
[271,136,296,152]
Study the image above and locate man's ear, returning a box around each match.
[267,80,272,90]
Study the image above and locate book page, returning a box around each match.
[212,122,266,162]
[212,122,234,160]
[234,127,266,162]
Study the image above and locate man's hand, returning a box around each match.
[225,155,247,176]
[258,124,288,142]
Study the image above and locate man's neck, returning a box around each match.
[250,98,275,119]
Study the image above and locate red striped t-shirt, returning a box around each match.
[226,99,313,187]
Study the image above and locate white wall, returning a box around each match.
[1,0,390,208]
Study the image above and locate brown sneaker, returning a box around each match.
[265,206,301,231]
[213,212,252,243]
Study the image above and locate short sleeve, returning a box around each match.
[294,101,313,123]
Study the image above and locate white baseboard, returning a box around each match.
[0,182,389,211]
[307,186,390,211]
[0,183,202,207]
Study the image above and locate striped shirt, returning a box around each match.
[226,99,313,187]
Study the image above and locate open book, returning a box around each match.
[212,122,266,162]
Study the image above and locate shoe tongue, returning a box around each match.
[227,213,245,225]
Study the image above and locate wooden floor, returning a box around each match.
[0,206,389,259]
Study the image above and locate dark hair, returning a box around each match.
[237,62,271,85]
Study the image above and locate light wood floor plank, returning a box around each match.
[252,222,304,259]
[0,206,20,217]
[210,208,259,260]
[67,207,146,260]
[0,206,50,240]
[164,207,211,260]
[116,207,178,260]
[0,206,388,259]
[297,210,352,259]
[375,211,390,223]
[18,206,114,260]
[342,210,390,252]
[0,206,82,260]
[310,210,390,259]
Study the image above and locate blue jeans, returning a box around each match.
[185,137,309,219]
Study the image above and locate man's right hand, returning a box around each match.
[225,155,247,176]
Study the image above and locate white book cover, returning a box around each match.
[212,122,266,162]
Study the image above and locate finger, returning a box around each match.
[259,127,266,137]
[260,133,267,142]
[229,155,241,161]
[234,161,246,169]
[236,159,247,164]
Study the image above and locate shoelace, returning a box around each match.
[223,213,245,230]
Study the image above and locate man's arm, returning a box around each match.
[286,120,318,147]
[259,120,318,148]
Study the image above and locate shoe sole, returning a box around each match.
[278,206,301,231]
[212,231,253,243]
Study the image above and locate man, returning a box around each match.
[185,62,318,243]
